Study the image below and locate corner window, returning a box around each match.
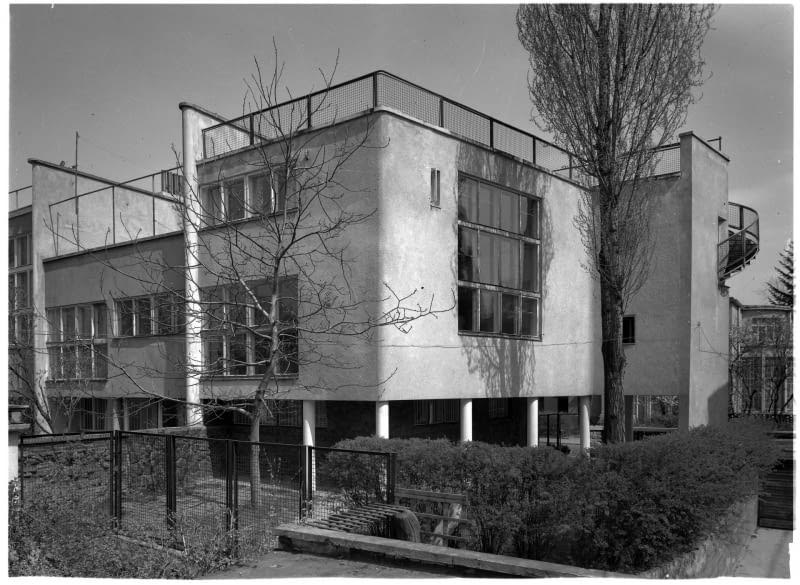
[115,294,185,337]
[457,174,542,338]
[622,315,636,344]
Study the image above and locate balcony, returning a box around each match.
[719,202,759,280]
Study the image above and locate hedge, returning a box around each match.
[330,419,781,573]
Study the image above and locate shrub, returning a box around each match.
[330,420,782,573]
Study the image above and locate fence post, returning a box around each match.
[112,430,122,526]
[556,414,562,448]
[387,452,397,504]
[225,439,233,531]
[18,436,25,505]
[165,434,176,529]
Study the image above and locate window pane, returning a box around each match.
[522,242,540,292]
[478,183,497,228]
[62,344,77,378]
[201,288,225,330]
[8,275,15,312]
[278,328,299,375]
[62,307,76,339]
[229,333,248,375]
[501,294,518,335]
[521,197,539,238]
[136,298,152,336]
[48,346,62,379]
[458,177,478,222]
[16,272,29,309]
[479,289,498,333]
[202,185,222,225]
[499,190,519,233]
[227,285,247,326]
[225,179,245,221]
[278,277,299,323]
[77,343,92,378]
[94,304,108,337]
[155,295,172,335]
[94,344,108,379]
[458,287,476,332]
[18,236,29,266]
[77,306,93,338]
[47,308,60,342]
[520,297,539,337]
[458,227,477,282]
[118,300,134,336]
[479,232,499,286]
[254,332,271,375]
[8,240,15,268]
[273,168,295,212]
[498,236,519,288]
[249,174,271,215]
[254,282,273,327]
[203,334,225,375]
[17,313,32,345]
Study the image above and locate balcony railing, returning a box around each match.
[9,186,32,212]
[202,70,589,183]
[719,202,759,280]
[44,167,183,257]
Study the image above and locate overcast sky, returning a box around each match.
[5,3,794,304]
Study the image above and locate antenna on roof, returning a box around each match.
[74,131,80,247]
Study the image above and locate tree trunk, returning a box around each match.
[600,276,626,443]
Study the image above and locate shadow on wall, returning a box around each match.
[459,169,556,400]
[707,382,730,427]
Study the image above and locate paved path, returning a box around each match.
[203,548,451,579]
[732,527,792,578]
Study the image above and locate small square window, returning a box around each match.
[622,315,636,344]
[430,169,441,207]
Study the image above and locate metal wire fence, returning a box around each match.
[19,430,396,556]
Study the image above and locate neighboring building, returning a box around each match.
[9,71,759,445]
[729,300,793,418]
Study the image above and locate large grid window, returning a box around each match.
[115,293,185,337]
[46,303,108,380]
[201,277,298,377]
[9,233,33,346]
[200,167,298,227]
[231,399,327,427]
[457,175,541,338]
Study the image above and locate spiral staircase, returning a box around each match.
[718,202,759,281]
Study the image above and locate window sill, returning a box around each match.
[458,331,542,342]
[199,374,299,381]
[200,207,300,231]
[46,378,108,384]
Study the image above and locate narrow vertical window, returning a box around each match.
[430,168,441,206]
[622,315,636,344]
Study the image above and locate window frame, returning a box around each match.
[46,302,109,381]
[457,173,542,340]
[622,315,636,344]
[200,166,299,227]
[115,293,185,338]
[413,399,459,426]
[200,277,299,378]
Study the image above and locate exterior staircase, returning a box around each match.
[719,202,759,280]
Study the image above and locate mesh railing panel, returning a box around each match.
[652,145,681,176]
[204,120,251,159]
[253,98,309,143]
[376,73,440,127]
[494,122,534,163]
[310,76,374,128]
[443,101,491,147]
[536,141,572,178]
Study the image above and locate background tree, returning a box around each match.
[766,240,793,306]
[517,4,715,442]
[729,317,793,421]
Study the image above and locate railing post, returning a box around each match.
[249,114,255,146]
[568,154,574,180]
[439,98,444,128]
[532,137,537,166]
[111,186,116,245]
[489,121,494,150]
[165,434,176,529]
[307,94,313,129]
[372,72,379,110]
[113,430,122,526]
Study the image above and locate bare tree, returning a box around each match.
[41,51,449,504]
[517,4,715,442]
[730,318,793,421]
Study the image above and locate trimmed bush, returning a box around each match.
[330,419,782,573]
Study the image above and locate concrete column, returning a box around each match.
[579,396,591,452]
[624,395,634,442]
[526,397,539,447]
[460,399,473,442]
[375,401,389,438]
[181,105,205,428]
[302,400,316,446]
